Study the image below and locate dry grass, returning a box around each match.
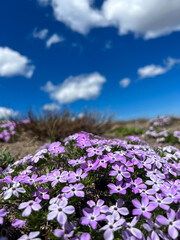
[20,108,114,142]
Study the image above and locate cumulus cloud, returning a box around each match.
[38,0,107,34]
[32,28,49,39]
[119,78,131,88]
[38,0,180,39]
[42,103,61,111]
[138,57,180,79]
[41,72,106,104]
[0,107,18,119]
[0,47,35,78]
[46,33,64,48]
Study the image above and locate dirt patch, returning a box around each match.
[0,132,48,160]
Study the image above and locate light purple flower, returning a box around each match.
[143,219,168,240]
[80,206,106,229]
[100,215,125,240]
[12,219,26,228]
[17,232,41,240]
[68,169,88,183]
[62,183,84,198]
[54,222,75,239]
[0,209,7,224]
[49,170,68,187]
[123,216,143,240]
[86,199,109,213]
[48,198,75,225]
[18,200,41,217]
[108,181,129,195]
[4,182,26,200]
[131,178,147,194]
[109,199,129,220]
[132,197,157,219]
[149,193,173,210]
[109,164,131,181]
[156,209,180,239]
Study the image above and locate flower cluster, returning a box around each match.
[0,119,30,142]
[0,132,180,239]
[149,116,171,127]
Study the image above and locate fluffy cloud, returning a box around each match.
[32,28,48,39]
[119,78,131,88]
[0,107,18,119]
[41,72,106,104]
[138,57,180,79]
[0,47,35,78]
[38,0,180,39]
[46,34,64,48]
[39,0,107,34]
[42,103,61,111]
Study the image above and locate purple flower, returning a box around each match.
[62,183,84,198]
[143,219,168,240]
[32,188,50,203]
[131,178,146,194]
[72,233,91,240]
[68,169,88,183]
[17,232,41,240]
[109,164,131,181]
[86,147,103,157]
[149,193,173,210]
[100,215,125,240]
[132,197,157,219]
[49,170,68,187]
[48,198,75,225]
[108,181,129,195]
[68,157,86,167]
[0,208,7,224]
[81,160,99,172]
[86,199,109,213]
[109,199,129,220]
[4,182,26,200]
[80,206,106,229]
[12,219,26,228]
[156,209,180,239]
[123,216,143,240]
[48,142,65,155]
[54,222,75,239]
[18,200,41,217]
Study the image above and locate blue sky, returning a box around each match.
[1,0,180,120]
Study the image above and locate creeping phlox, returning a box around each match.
[0,119,30,142]
[145,117,180,143]
[0,132,180,239]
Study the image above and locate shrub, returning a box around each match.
[0,132,180,239]
[22,108,113,142]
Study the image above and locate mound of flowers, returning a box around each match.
[145,117,180,143]
[0,119,30,142]
[0,132,180,239]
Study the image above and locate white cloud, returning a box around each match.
[42,103,61,111]
[0,47,35,78]
[39,0,107,34]
[119,78,131,88]
[38,0,180,39]
[0,107,18,119]
[46,33,64,48]
[138,57,180,79]
[41,72,106,104]
[32,28,48,39]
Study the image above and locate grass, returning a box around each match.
[21,108,114,142]
[110,126,146,137]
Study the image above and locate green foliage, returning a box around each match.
[0,150,14,170]
[111,126,146,137]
